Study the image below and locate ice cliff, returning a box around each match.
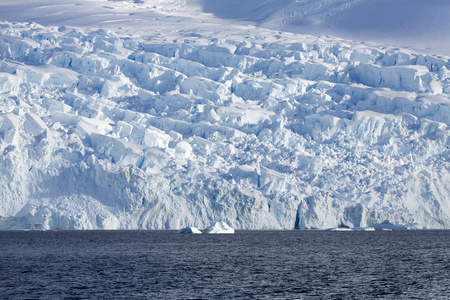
[0,21,449,230]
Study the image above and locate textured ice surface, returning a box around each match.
[0,9,449,230]
[205,222,235,234]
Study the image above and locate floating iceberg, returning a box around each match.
[204,222,235,234]
[326,221,417,231]
[177,227,202,234]
[325,227,353,231]
[352,227,376,232]
[370,220,419,231]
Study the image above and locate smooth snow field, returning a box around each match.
[0,0,449,230]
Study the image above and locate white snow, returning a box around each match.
[204,222,235,234]
[202,0,450,56]
[0,1,449,230]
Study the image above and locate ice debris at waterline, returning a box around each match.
[204,222,235,234]
[370,220,419,231]
[326,220,418,231]
[177,227,202,234]
[0,21,449,230]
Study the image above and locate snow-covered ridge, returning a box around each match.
[0,21,449,230]
[202,0,450,56]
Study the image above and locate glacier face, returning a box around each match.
[0,21,449,230]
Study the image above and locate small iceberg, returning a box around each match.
[177,226,202,234]
[370,220,419,231]
[325,227,353,231]
[352,227,376,231]
[326,226,377,231]
[204,222,235,234]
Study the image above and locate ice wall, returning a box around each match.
[0,22,449,229]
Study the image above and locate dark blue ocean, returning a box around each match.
[1,230,449,299]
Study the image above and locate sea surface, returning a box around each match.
[0,230,449,299]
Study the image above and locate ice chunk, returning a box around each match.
[44,97,73,113]
[174,141,193,159]
[24,113,47,136]
[0,114,20,145]
[141,148,168,169]
[51,111,79,125]
[91,133,146,167]
[116,121,133,139]
[350,64,431,92]
[79,116,113,135]
[429,80,443,94]
[143,126,170,148]
[204,222,235,234]
[0,72,20,92]
[177,226,202,234]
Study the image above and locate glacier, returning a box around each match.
[0,1,449,230]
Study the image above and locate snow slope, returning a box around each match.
[1,0,450,55]
[202,0,450,56]
[0,1,449,229]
